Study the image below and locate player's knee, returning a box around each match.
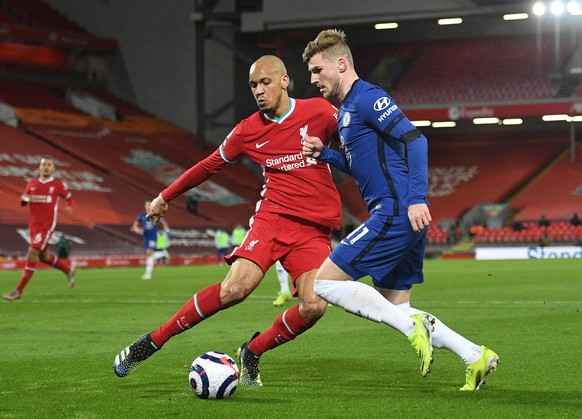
[299,298,326,324]
[219,282,249,305]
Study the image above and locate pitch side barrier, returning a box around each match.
[475,246,582,260]
[0,255,218,271]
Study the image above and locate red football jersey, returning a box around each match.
[22,176,72,231]
[163,97,342,230]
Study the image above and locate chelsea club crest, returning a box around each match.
[342,112,351,127]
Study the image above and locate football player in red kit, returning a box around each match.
[113,55,341,387]
[3,157,76,301]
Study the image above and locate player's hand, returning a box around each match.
[302,135,323,158]
[147,194,168,221]
[20,194,31,207]
[64,206,73,216]
[408,203,432,233]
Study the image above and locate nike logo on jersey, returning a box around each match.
[255,140,270,149]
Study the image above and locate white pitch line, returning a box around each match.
[9,297,580,305]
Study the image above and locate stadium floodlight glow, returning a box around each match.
[411,120,431,127]
[473,117,500,125]
[551,1,566,15]
[542,114,570,121]
[533,2,546,15]
[502,118,523,125]
[567,0,582,14]
[567,1,579,12]
[503,13,529,20]
[375,22,399,30]
[572,115,582,122]
[438,17,463,25]
[432,121,457,128]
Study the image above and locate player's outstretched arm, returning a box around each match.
[147,194,169,221]
[131,220,143,235]
[303,135,350,174]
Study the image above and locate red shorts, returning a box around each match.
[29,227,53,252]
[225,211,331,285]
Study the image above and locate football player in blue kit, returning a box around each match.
[132,200,169,280]
[301,29,499,391]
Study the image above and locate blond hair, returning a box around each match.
[302,29,353,66]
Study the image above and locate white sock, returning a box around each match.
[275,261,290,293]
[314,279,415,335]
[145,255,155,277]
[397,302,482,364]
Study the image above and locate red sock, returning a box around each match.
[151,282,223,347]
[16,262,37,294]
[46,254,70,274]
[249,304,313,356]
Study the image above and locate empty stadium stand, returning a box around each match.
[0,0,117,51]
[0,80,82,113]
[370,35,578,105]
[511,144,582,221]
[4,0,90,35]
[472,222,582,246]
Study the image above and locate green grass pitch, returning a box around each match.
[1,258,581,418]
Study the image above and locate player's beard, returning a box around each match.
[256,96,271,112]
[260,107,274,116]
[258,102,275,116]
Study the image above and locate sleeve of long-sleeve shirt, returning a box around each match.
[318,146,350,174]
[20,182,32,206]
[161,149,228,202]
[59,181,74,207]
[406,134,429,206]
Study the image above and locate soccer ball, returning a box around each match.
[188,351,239,399]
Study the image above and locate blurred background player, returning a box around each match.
[3,157,76,301]
[230,223,246,249]
[132,200,169,280]
[153,228,171,265]
[56,232,72,260]
[272,260,292,306]
[214,227,230,265]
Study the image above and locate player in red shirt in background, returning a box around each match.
[113,55,348,385]
[3,158,76,301]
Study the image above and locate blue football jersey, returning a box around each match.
[319,79,429,217]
